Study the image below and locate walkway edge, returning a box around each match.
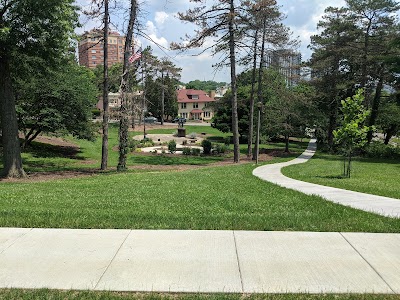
[253,139,400,218]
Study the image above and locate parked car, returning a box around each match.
[172,117,186,123]
[144,116,157,123]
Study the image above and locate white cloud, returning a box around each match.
[155,11,169,26]
[145,21,169,48]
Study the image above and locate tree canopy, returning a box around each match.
[0,0,79,178]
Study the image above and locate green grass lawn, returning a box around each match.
[282,152,400,199]
[1,160,399,232]
[0,289,399,300]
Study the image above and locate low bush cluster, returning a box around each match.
[182,147,201,156]
[168,140,177,154]
[129,138,154,151]
[213,143,227,154]
[364,141,400,159]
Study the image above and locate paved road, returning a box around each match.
[1,228,399,293]
[253,139,400,218]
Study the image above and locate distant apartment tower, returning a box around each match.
[78,29,126,68]
[265,50,302,87]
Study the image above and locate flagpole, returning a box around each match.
[142,54,146,140]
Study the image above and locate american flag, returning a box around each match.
[129,47,142,64]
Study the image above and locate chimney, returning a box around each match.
[209,90,216,99]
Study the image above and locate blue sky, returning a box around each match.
[76,0,345,83]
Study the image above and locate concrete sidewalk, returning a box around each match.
[253,139,400,218]
[0,227,399,294]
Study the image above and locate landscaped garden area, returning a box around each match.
[0,125,399,233]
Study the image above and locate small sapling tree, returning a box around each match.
[333,89,371,178]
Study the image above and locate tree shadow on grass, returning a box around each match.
[316,175,348,180]
[25,141,84,160]
[131,154,223,165]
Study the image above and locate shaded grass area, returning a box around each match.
[2,126,306,173]
[0,289,399,300]
[1,162,399,232]
[282,152,400,199]
[131,154,224,165]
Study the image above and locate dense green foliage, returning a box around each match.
[333,89,371,177]
[185,80,227,93]
[15,62,98,145]
[146,75,178,120]
[212,69,314,150]
[0,0,79,177]
[309,0,400,148]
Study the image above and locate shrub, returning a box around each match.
[141,138,154,148]
[364,141,400,159]
[168,140,177,154]
[191,148,201,156]
[92,108,101,118]
[224,136,231,146]
[201,139,212,155]
[182,147,191,155]
[128,139,141,151]
[213,143,227,154]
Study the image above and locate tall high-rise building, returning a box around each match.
[265,50,302,87]
[78,29,126,68]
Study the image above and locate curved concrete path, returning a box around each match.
[253,139,400,218]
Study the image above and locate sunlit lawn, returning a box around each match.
[1,160,399,232]
[282,152,400,199]
[1,289,399,300]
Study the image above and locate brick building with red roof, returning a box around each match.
[177,89,216,121]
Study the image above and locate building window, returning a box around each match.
[92,56,96,59]
[181,103,186,109]
[91,50,96,53]
[192,95,199,100]
[204,111,210,118]
[182,112,188,118]
[93,61,97,65]
[193,103,198,109]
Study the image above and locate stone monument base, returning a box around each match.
[177,128,186,137]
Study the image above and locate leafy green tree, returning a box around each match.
[186,80,227,93]
[309,6,356,149]
[264,79,315,152]
[376,97,400,145]
[0,0,78,178]
[334,89,371,178]
[15,62,98,147]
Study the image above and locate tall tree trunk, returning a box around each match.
[360,19,372,108]
[0,57,26,178]
[101,0,110,170]
[229,0,239,163]
[161,70,164,125]
[117,0,137,171]
[384,126,396,145]
[253,17,266,160]
[247,29,258,158]
[367,65,384,144]
[327,98,338,150]
[284,134,289,153]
